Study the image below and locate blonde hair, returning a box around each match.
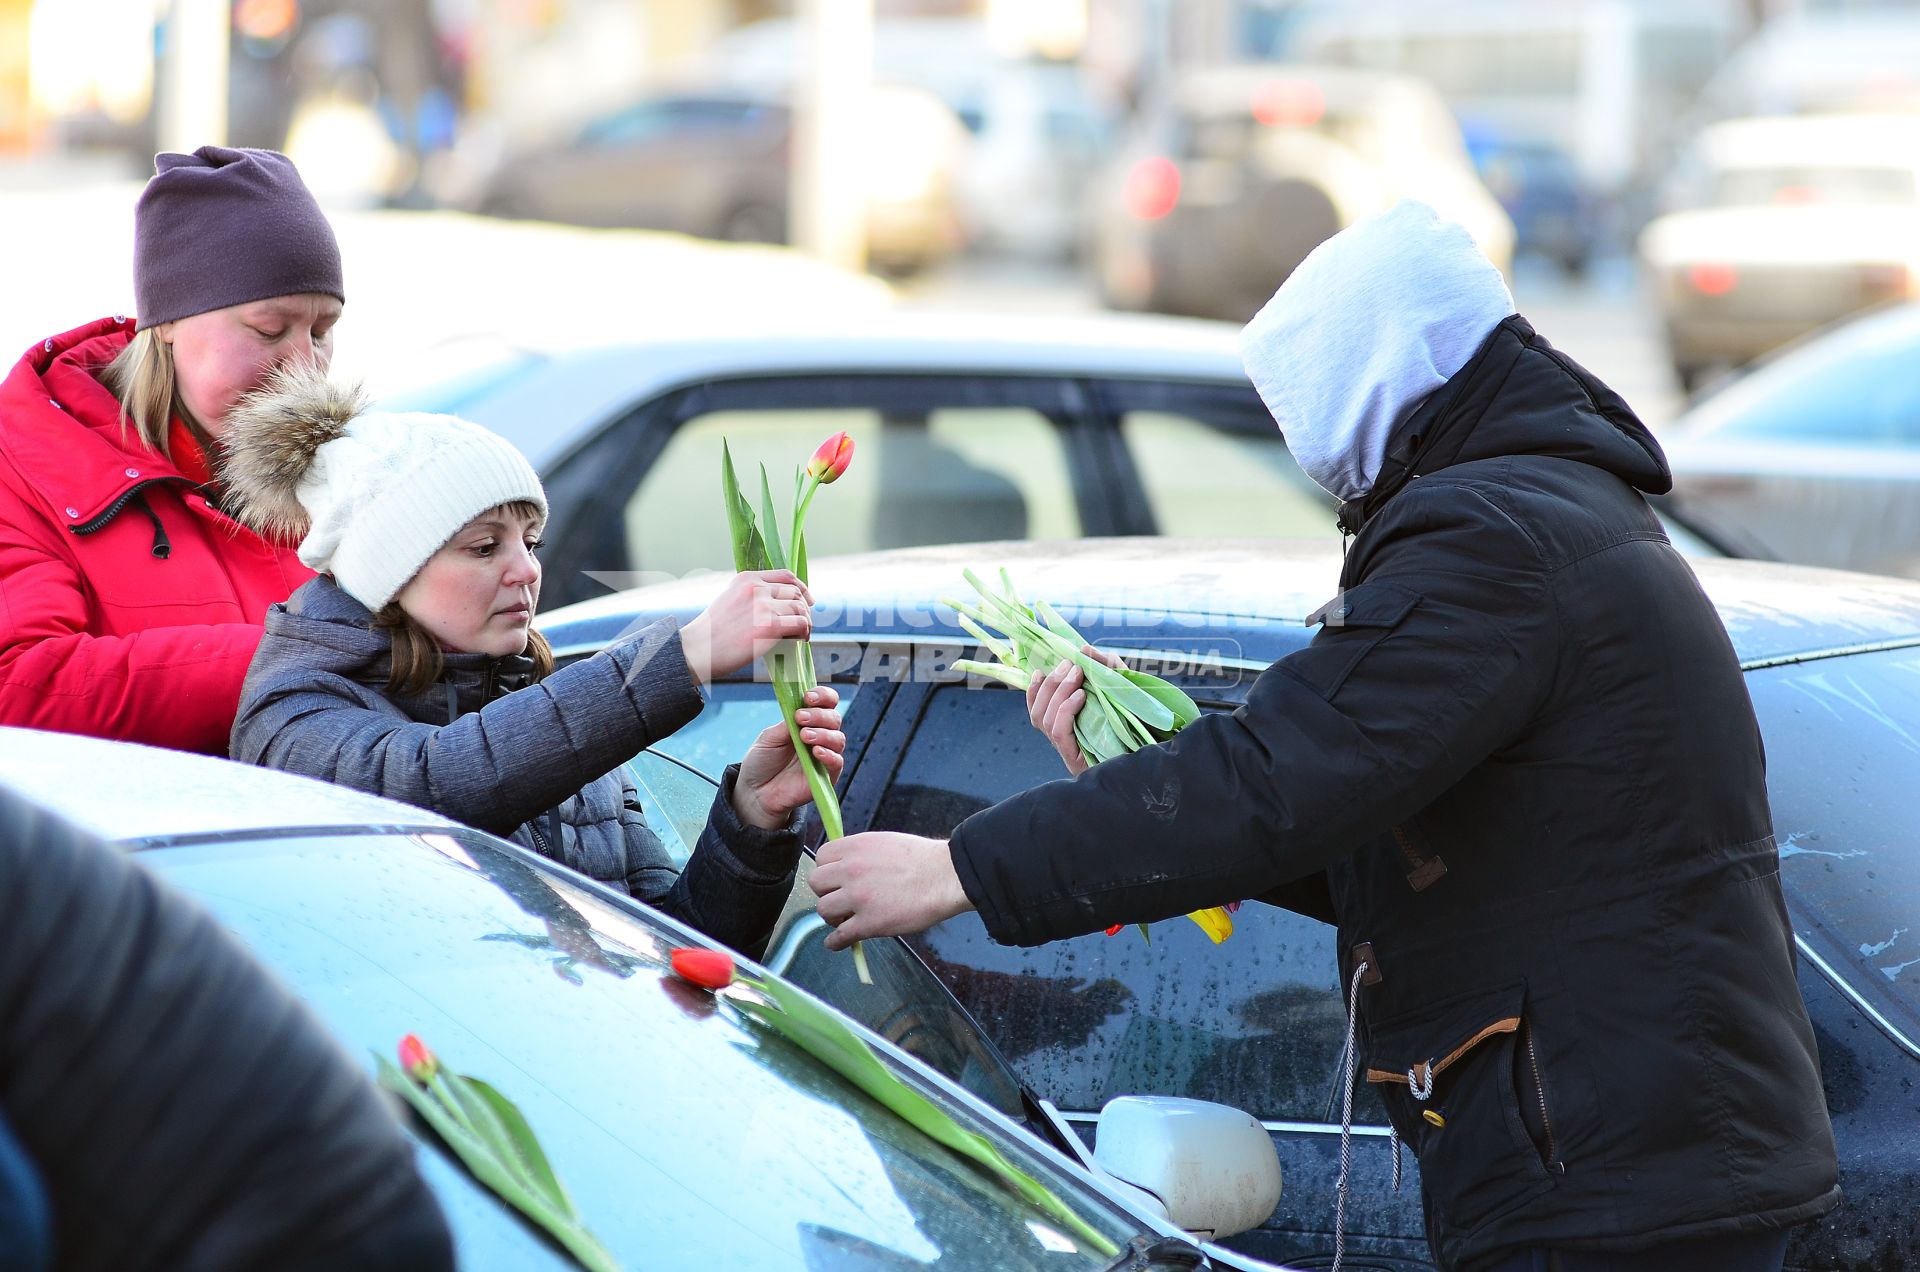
[99,328,197,458]
[371,498,554,697]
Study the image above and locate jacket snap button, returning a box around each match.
[43,339,53,352]
[125,467,140,479]
[65,507,79,518]
[48,399,61,410]
[113,314,126,324]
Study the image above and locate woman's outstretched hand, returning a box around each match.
[680,570,813,685]
[732,685,845,830]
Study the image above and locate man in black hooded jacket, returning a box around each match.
[810,201,1839,1271]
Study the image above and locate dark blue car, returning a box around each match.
[542,537,1920,1272]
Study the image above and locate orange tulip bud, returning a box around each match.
[806,431,854,484]
[670,947,736,990]
[398,1033,437,1082]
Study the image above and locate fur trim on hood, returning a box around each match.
[220,363,368,543]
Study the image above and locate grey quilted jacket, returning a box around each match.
[230,576,801,958]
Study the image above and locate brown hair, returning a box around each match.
[100,328,200,458]
[371,498,554,697]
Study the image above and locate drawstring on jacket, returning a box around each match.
[1331,957,1403,1272]
[133,493,170,559]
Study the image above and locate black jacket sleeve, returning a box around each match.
[949,482,1559,946]
[0,789,453,1272]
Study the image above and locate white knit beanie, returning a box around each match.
[222,366,547,611]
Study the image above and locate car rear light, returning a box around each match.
[1860,263,1909,297]
[1125,156,1181,221]
[1251,78,1326,128]
[1686,263,1739,296]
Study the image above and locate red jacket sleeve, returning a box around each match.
[0,505,264,755]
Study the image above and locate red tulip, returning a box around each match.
[806,431,854,484]
[1105,924,1124,937]
[670,947,736,990]
[398,1033,438,1082]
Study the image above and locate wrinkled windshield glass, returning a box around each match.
[1749,644,1920,1045]
[149,831,1148,1269]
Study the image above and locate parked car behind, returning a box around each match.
[0,727,1289,1272]
[1661,300,1920,578]
[539,537,1920,1272]
[1090,64,1513,321]
[467,83,966,274]
[377,312,1740,612]
[1639,113,1920,390]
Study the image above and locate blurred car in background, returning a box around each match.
[540,537,1920,1272]
[700,16,1116,262]
[0,728,1287,1271]
[1660,302,1920,579]
[377,312,1737,612]
[1638,113,1920,391]
[1464,127,1599,275]
[1689,8,1920,124]
[466,83,966,274]
[1090,63,1513,321]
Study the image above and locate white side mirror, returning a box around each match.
[1092,1095,1282,1240]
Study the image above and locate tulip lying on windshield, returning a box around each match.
[670,947,736,990]
[949,568,1242,945]
[399,1033,437,1082]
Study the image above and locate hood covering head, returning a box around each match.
[222,364,547,612]
[1238,200,1516,503]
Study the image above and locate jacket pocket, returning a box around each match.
[1296,581,1420,699]
[1366,983,1556,1235]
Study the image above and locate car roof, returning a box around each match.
[389,311,1246,470]
[0,728,460,843]
[1165,63,1419,116]
[541,537,1920,671]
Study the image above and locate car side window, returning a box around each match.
[871,682,1379,1125]
[623,403,1082,578]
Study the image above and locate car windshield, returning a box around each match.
[1679,307,1920,447]
[1748,643,1920,1049]
[146,831,1150,1269]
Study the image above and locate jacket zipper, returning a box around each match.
[68,476,211,534]
[1523,1021,1562,1171]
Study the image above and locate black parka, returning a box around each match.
[949,316,1839,1268]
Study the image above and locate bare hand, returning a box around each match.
[811,832,974,949]
[733,686,846,829]
[680,569,812,684]
[1026,645,1125,777]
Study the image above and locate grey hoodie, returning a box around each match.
[230,576,800,958]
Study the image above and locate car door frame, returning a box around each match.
[538,372,1120,610]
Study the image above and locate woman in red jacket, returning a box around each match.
[0,146,343,753]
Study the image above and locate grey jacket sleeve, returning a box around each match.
[232,620,704,836]
[950,484,1559,947]
[623,764,802,961]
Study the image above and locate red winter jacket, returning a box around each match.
[0,317,313,754]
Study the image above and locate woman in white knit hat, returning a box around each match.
[222,366,844,958]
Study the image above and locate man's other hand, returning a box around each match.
[811,832,974,949]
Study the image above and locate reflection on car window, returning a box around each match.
[1685,310,1920,447]
[624,403,1080,578]
[623,749,715,867]
[1122,410,1334,538]
[1750,645,1920,1041]
[641,680,860,783]
[874,683,1387,1124]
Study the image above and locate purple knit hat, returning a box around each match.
[133,146,345,330]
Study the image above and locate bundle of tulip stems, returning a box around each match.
[947,568,1237,944]
[720,431,872,981]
